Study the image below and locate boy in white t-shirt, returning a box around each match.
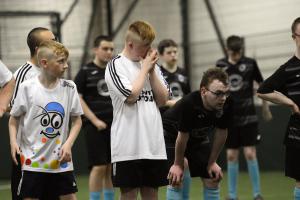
[105,20,170,199]
[0,59,15,117]
[9,40,83,200]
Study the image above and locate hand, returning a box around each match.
[207,162,223,182]
[59,142,72,164]
[92,118,107,131]
[10,142,20,165]
[290,102,300,115]
[167,164,184,186]
[141,49,159,73]
[262,107,272,121]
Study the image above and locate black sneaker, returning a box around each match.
[254,194,264,200]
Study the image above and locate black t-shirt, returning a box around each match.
[163,91,232,145]
[258,56,300,147]
[74,62,113,125]
[160,66,191,114]
[216,56,263,126]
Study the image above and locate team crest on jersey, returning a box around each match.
[34,102,64,139]
[239,64,246,72]
[229,74,243,92]
[62,81,74,89]
[97,79,110,96]
[170,82,183,99]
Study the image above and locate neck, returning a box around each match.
[162,62,177,73]
[93,58,107,69]
[295,49,300,59]
[38,74,59,89]
[122,47,139,62]
[29,56,39,66]
[228,57,238,65]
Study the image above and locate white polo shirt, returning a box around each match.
[0,60,12,87]
[105,54,168,162]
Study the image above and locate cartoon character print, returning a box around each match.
[34,102,65,139]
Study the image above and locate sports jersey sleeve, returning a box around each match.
[10,83,28,117]
[105,56,132,102]
[257,66,286,94]
[216,98,233,129]
[177,100,193,133]
[154,64,170,93]
[74,67,86,95]
[0,60,12,88]
[252,59,264,83]
[68,81,83,116]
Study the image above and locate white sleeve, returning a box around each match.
[10,83,28,117]
[68,81,83,116]
[0,60,13,88]
[105,56,132,102]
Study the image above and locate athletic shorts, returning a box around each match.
[226,123,260,149]
[11,154,59,200]
[165,138,211,178]
[19,171,78,198]
[285,146,300,180]
[112,159,169,187]
[84,122,111,167]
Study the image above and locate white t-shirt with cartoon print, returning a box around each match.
[0,60,12,87]
[10,77,83,173]
[105,54,168,162]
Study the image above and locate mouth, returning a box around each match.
[40,131,60,139]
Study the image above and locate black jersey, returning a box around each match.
[74,62,113,125]
[216,56,263,127]
[163,91,232,145]
[258,56,300,147]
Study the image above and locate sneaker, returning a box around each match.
[254,195,264,200]
[225,197,238,200]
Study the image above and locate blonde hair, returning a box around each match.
[125,21,156,44]
[37,40,69,62]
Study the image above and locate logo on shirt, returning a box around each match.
[170,82,183,99]
[34,102,65,139]
[97,79,110,96]
[137,90,154,102]
[228,74,243,92]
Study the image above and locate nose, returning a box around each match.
[64,63,69,69]
[46,127,54,133]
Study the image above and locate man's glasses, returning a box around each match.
[206,88,230,98]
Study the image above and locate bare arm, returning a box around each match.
[257,91,299,114]
[168,131,189,186]
[149,69,169,106]
[59,115,82,163]
[9,116,20,165]
[126,50,158,104]
[79,95,107,130]
[207,128,227,181]
[0,77,15,117]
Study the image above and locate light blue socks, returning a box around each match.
[294,187,300,200]
[90,191,101,200]
[182,169,191,200]
[203,187,220,200]
[227,161,238,199]
[247,159,261,197]
[104,189,114,200]
[166,186,182,200]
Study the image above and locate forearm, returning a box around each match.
[174,132,189,166]
[257,91,295,107]
[149,71,168,106]
[65,116,82,147]
[9,116,19,145]
[79,96,101,122]
[208,128,227,165]
[126,67,149,104]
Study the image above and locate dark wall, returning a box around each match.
[0,105,291,179]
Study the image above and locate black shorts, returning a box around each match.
[226,123,260,149]
[112,159,169,187]
[285,146,300,180]
[166,139,211,178]
[84,122,111,167]
[19,171,78,198]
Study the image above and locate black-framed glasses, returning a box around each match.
[206,88,230,98]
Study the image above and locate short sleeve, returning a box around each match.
[0,60,13,88]
[177,100,193,133]
[105,56,132,102]
[257,66,286,94]
[74,67,86,95]
[252,60,264,83]
[68,81,83,116]
[10,83,28,117]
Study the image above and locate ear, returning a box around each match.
[39,58,48,68]
[200,87,206,96]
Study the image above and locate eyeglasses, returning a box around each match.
[206,88,230,98]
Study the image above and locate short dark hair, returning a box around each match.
[200,67,228,88]
[27,27,51,57]
[291,17,300,34]
[93,35,112,48]
[226,35,244,52]
[157,39,178,55]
